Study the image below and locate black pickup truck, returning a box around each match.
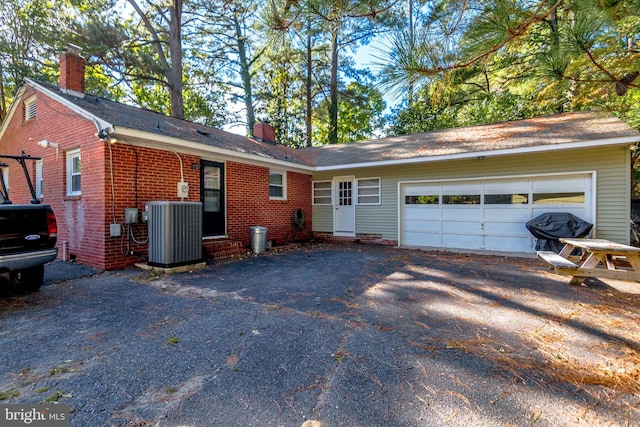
[0,154,58,292]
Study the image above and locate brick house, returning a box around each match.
[3,46,638,271]
[0,45,313,270]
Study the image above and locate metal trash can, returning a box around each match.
[250,226,268,254]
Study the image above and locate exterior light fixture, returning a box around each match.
[37,140,59,148]
[96,129,118,144]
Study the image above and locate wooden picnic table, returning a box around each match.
[537,238,640,286]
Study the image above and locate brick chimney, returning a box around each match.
[253,122,276,144]
[59,43,85,98]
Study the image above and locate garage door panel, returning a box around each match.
[483,207,531,221]
[533,176,586,191]
[405,219,440,232]
[485,236,533,252]
[442,221,482,234]
[404,184,440,195]
[404,206,440,220]
[484,180,529,191]
[444,182,482,192]
[441,207,482,220]
[483,221,529,235]
[442,234,483,249]
[404,232,440,247]
[401,174,591,253]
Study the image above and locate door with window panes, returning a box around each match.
[333,176,356,236]
[200,160,225,236]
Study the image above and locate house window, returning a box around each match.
[313,181,332,205]
[533,192,585,204]
[24,96,36,121]
[442,195,481,204]
[485,193,528,204]
[357,178,380,205]
[66,149,81,196]
[405,195,439,205]
[35,160,43,198]
[269,170,286,199]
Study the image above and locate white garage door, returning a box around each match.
[401,174,593,253]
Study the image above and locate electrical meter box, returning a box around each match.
[125,208,138,224]
[177,181,189,198]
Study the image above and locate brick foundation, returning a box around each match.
[313,232,397,246]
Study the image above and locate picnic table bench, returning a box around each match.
[537,238,640,286]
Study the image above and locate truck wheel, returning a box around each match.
[9,266,44,292]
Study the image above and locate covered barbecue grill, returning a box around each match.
[526,212,593,253]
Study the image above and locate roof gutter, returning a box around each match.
[114,127,315,173]
[313,135,640,171]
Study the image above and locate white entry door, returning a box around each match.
[334,177,356,236]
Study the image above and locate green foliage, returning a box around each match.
[382,0,640,134]
[313,81,386,144]
[2,0,638,149]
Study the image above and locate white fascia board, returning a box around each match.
[314,136,640,172]
[0,85,26,141]
[24,78,113,133]
[115,127,314,174]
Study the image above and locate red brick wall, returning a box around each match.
[102,144,200,270]
[226,161,312,246]
[0,86,106,268]
[1,85,313,270]
[59,51,85,94]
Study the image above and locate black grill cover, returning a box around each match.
[526,212,593,253]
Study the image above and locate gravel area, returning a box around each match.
[1,244,639,426]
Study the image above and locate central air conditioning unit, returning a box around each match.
[147,201,202,267]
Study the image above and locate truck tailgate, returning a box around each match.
[0,205,56,254]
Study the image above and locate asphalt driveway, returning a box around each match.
[1,244,639,426]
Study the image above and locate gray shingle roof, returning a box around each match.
[33,81,309,166]
[32,80,639,170]
[299,111,640,167]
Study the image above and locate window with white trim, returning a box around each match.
[313,181,332,205]
[269,170,286,199]
[35,160,43,198]
[24,96,36,120]
[356,178,380,205]
[66,149,81,196]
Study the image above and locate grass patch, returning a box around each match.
[332,350,347,364]
[166,335,181,345]
[164,386,178,394]
[0,389,19,400]
[36,387,51,394]
[48,366,70,376]
[43,391,65,403]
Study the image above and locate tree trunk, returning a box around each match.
[234,13,255,136]
[408,0,414,107]
[0,63,6,122]
[329,22,339,145]
[168,0,184,119]
[128,0,185,119]
[305,21,313,147]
